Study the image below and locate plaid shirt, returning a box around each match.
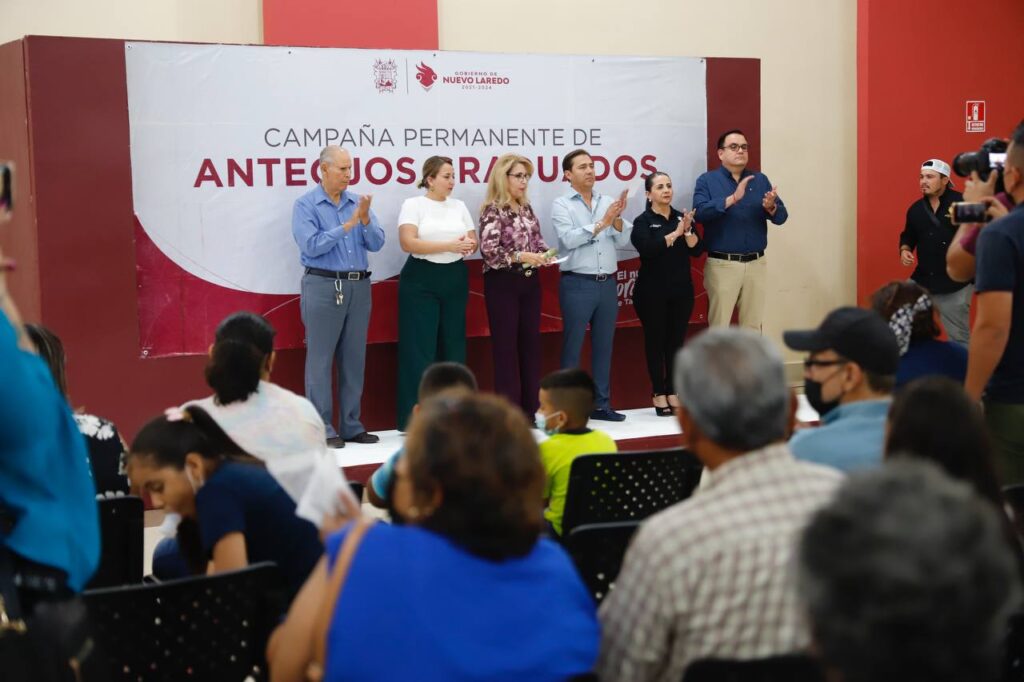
[597,443,842,682]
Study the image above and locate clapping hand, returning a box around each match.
[356,194,373,224]
[762,185,779,214]
[732,175,755,205]
[453,235,476,256]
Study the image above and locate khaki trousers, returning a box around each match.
[703,254,768,331]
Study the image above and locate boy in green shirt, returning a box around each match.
[537,369,618,535]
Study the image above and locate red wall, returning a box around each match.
[263,0,438,50]
[0,35,757,439]
[857,0,1024,303]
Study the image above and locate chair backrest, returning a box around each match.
[349,481,365,503]
[564,520,641,603]
[86,496,144,589]
[561,448,703,535]
[84,562,281,682]
[683,655,826,682]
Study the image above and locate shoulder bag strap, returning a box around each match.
[306,517,376,681]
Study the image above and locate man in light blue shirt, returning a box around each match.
[551,149,632,421]
[785,307,900,473]
[292,146,385,447]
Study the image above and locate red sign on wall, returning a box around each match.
[966,100,986,132]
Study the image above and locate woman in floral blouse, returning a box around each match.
[479,154,554,417]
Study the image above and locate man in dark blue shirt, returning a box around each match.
[967,121,1024,484]
[693,129,788,331]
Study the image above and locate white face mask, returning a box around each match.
[535,411,565,436]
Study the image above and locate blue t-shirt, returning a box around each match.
[896,338,968,389]
[789,399,890,473]
[322,523,599,681]
[0,312,98,591]
[975,203,1024,403]
[196,460,322,600]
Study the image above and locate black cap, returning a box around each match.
[783,307,900,375]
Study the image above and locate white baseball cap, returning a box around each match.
[921,159,952,177]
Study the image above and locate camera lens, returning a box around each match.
[952,151,981,178]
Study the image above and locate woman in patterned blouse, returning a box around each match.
[479,154,554,418]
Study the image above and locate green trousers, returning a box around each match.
[396,256,468,431]
[985,400,1024,485]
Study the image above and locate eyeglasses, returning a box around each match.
[723,143,749,152]
[803,359,848,369]
[507,172,531,182]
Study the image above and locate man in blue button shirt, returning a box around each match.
[694,129,788,332]
[292,146,385,447]
[785,307,899,473]
[552,149,632,421]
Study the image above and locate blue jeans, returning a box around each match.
[558,274,618,410]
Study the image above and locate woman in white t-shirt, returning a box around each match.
[395,156,477,430]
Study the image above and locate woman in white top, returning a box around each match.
[395,156,477,430]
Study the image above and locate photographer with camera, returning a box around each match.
[898,159,971,347]
[965,121,1024,484]
[946,141,1014,283]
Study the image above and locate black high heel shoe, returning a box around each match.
[652,394,673,417]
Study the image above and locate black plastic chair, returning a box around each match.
[83,562,281,682]
[683,655,826,682]
[564,520,641,603]
[349,480,365,503]
[561,448,703,536]
[86,496,144,589]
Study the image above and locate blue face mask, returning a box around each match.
[535,411,563,435]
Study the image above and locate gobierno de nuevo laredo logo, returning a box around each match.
[376,58,511,93]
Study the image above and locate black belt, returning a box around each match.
[305,267,370,280]
[707,250,764,263]
[562,271,612,282]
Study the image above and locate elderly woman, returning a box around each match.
[268,392,599,682]
[396,156,477,431]
[630,171,703,415]
[479,153,553,417]
[870,279,967,389]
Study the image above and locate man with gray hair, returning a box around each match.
[292,146,385,447]
[598,328,842,682]
[798,460,1021,682]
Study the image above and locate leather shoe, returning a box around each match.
[590,408,626,422]
[345,431,380,444]
[326,436,346,449]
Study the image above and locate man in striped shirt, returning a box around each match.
[598,328,841,682]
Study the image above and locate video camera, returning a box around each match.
[953,137,1007,194]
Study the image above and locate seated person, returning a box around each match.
[127,405,322,607]
[797,460,1021,682]
[537,368,617,536]
[870,280,967,389]
[268,392,599,681]
[186,311,354,527]
[366,361,477,509]
[25,323,129,496]
[786,307,900,473]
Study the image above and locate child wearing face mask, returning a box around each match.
[537,369,618,536]
[127,405,322,608]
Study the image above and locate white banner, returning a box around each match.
[126,43,707,295]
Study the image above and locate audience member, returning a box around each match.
[269,392,599,681]
[869,280,967,389]
[366,361,477,509]
[885,376,1023,557]
[797,460,1021,682]
[127,405,322,605]
[966,121,1024,484]
[26,323,130,495]
[598,328,841,681]
[786,306,899,472]
[537,368,617,536]
[186,311,355,526]
[0,246,98,678]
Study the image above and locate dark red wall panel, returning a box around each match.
[857,0,1024,303]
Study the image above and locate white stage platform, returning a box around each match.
[335,396,820,470]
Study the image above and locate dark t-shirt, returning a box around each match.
[196,460,322,601]
[896,338,968,389]
[899,188,966,294]
[975,203,1024,403]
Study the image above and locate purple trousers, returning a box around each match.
[483,268,543,417]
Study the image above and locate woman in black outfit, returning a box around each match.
[630,171,703,416]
